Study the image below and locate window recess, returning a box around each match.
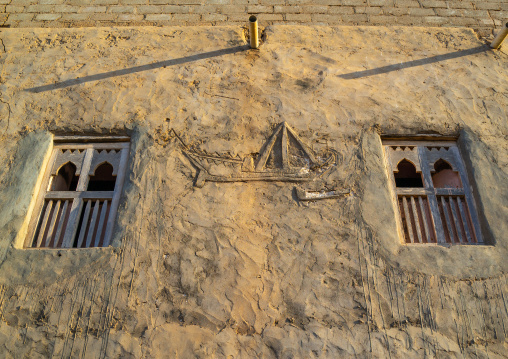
[383,141,483,245]
[26,138,129,248]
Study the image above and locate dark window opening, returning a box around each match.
[432,159,462,188]
[51,162,79,191]
[394,159,424,187]
[87,163,116,191]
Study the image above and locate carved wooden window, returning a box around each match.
[25,137,129,248]
[383,140,483,245]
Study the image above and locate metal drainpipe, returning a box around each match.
[249,15,259,49]
[490,22,508,49]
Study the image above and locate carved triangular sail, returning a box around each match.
[255,122,316,171]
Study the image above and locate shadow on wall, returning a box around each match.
[24,45,249,93]
[339,45,490,79]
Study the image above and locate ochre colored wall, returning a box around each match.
[0,26,507,357]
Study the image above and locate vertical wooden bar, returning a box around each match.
[24,145,57,248]
[410,196,423,243]
[402,196,415,243]
[451,146,483,243]
[418,147,446,243]
[42,200,62,247]
[35,200,53,248]
[440,197,455,243]
[94,201,108,247]
[418,196,431,243]
[43,200,61,247]
[61,148,93,248]
[85,200,101,248]
[52,200,68,248]
[76,148,94,191]
[457,197,474,243]
[448,197,465,243]
[104,145,130,246]
[76,200,92,248]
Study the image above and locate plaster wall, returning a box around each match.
[0,25,506,357]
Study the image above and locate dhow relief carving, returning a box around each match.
[172,122,340,189]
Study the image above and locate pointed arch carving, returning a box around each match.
[89,149,121,176]
[387,146,421,173]
[51,149,85,176]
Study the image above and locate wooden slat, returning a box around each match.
[45,191,115,200]
[76,200,92,248]
[94,201,108,247]
[383,140,457,146]
[43,200,61,247]
[440,197,455,243]
[77,149,94,191]
[448,197,465,244]
[52,200,69,248]
[402,197,415,243]
[418,196,431,243]
[395,188,429,196]
[456,197,473,243]
[410,197,423,243]
[85,200,101,248]
[60,199,83,248]
[434,188,465,196]
[35,201,53,247]
[53,136,130,144]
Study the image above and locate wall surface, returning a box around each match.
[1,0,507,36]
[0,25,507,358]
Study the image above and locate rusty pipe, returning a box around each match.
[490,22,508,49]
[249,15,259,49]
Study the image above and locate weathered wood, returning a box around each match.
[76,149,94,191]
[418,196,431,243]
[451,146,483,243]
[104,146,129,246]
[45,191,114,200]
[448,197,465,243]
[402,196,414,243]
[418,146,446,244]
[61,199,83,248]
[457,197,473,243]
[52,200,69,248]
[410,196,423,243]
[25,146,57,248]
[94,201,108,247]
[434,188,465,196]
[53,136,130,143]
[85,200,101,248]
[44,200,61,247]
[76,200,92,248]
[35,201,53,248]
[440,197,455,243]
[396,188,429,196]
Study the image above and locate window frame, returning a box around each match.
[24,136,130,249]
[382,139,483,245]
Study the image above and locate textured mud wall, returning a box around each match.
[0,26,507,358]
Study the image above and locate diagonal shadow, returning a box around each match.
[25,45,249,93]
[339,45,490,79]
